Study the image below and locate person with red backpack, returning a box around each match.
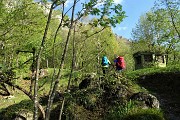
[114,56,126,72]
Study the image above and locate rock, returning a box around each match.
[39,69,48,78]
[79,78,91,89]
[4,95,15,99]
[32,69,48,79]
[79,73,96,89]
[13,110,33,120]
[130,92,159,109]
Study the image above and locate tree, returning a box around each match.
[0,0,126,119]
[0,0,46,68]
[0,0,47,119]
[131,0,179,64]
[38,0,126,120]
[131,13,156,52]
[153,0,180,63]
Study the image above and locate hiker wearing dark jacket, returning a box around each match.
[101,55,111,74]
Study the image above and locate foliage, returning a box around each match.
[131,0,179,64]
[71,88,103,111]
[1,0,161,120]
[106,100,165,120]
[0,0,46,69]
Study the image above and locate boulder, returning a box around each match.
[79,73,96,89]
[130,92,159,109]
[13,110,33,120]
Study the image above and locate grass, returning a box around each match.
[106,100,165,120]
[124,64,180,120]
[0,67,71,119]
[0,90,29,109]
[0,99,33,120]
[125,64,180,80]
[0,68,70,109]
[1,64,179,120]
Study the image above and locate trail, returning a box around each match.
[137,72,180,120]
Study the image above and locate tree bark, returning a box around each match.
[59,19,77,120]
[45,0,76,119]
[33,1,56,120]
[45,2,65,120]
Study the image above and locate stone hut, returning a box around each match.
[133,51,166,70]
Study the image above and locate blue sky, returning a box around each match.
[111,0,156,40]
[35,0,156,40]
[64,0,156,40]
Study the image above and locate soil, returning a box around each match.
[137,72,180,120]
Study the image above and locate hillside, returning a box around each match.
[125,65,180,120]
[0,65,180,120]
[137,72,180,120]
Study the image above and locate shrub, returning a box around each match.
[105,100,165,120]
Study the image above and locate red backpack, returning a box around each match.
[116,56,126,69]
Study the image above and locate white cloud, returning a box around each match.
[94,0,105,8]
[64,0,123,8]
[65,0,73,7]
[95,0,124,8]
[118,26,127,30]
[113,0,124,4]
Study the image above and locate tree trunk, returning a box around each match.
[59,20,77,120]
[29,48,36,95]
[33,1,56,120]
[46,59,49,68]
[45,2,65,120]
[45,1,76,119]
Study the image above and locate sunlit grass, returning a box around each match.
[125,64,180,80]
[0,90,29,109]
[106,101,165,120]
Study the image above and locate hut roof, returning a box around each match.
[133,51,166,57]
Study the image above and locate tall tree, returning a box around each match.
[131,0,179,64]
[41,0,126,119]
[0,0,46,68]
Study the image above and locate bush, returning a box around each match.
[105,100,165,120]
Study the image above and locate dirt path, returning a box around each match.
[137,72,180,120]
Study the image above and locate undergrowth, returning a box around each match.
[0,100,33,120]
[106,100,165,120]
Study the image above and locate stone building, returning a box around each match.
[133,51,166,69]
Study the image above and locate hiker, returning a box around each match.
[101,55,111,75]
[114,55,126,72]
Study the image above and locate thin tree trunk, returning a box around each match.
[46,59,48,68]
[67,22,76,90]
[29,48,36,95]
[59,20,77,120]
[45,1,76,120]
[97,38,101,88]
[33,1,56,120]
[45,2,65,120]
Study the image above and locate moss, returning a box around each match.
[106,105,165,120]
[0,100,33,120]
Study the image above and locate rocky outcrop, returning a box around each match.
[79,73,96,89]
[130,92,159,109]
